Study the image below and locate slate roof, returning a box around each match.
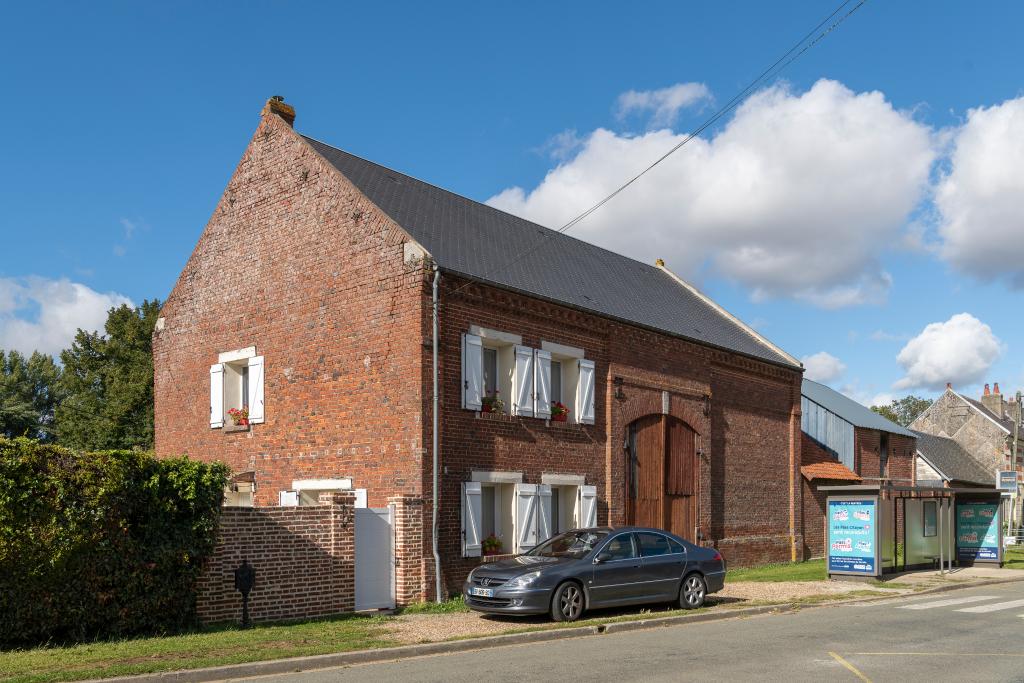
[913,431,993,487]
[961,395,1015,433]
[801,379,916,437]
[801,461,861,482]
[303,136,798,369]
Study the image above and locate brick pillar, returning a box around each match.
[321,491,356,613]
[389,495,429,605]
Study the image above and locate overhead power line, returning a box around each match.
[448,0,868,297]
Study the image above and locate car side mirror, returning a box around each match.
[594,551,613,564]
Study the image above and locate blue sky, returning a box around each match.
[2,1,1023,406]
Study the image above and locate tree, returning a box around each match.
[0,350,62,441]
[55,300,161,450]
[870,395,933,427]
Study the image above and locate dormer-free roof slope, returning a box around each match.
[304,136,798,369]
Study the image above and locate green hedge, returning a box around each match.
[0,437,228,647]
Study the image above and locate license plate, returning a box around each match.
[470,587,494,598]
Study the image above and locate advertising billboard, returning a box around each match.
[827,497,879,575]
[956,502,1001,563]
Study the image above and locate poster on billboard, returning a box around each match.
[956,502,1001,563]
[827,497,879,575]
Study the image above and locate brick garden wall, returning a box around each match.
[196,492,355,623]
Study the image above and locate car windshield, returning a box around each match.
[527,531,609,559]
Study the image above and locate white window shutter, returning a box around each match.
[537,484,553,543]
[247,355,265,424]
[462,334,483,411]
[209,364,224,428]
[515,483,539,553]
[578,485,597,528]
[513,345,535,417]
[462,482,482,557]
[577,359,596,425]
[534,349,552,418]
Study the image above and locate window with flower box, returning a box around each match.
[209,347,264,429]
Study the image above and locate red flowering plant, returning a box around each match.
[481,390,505,414]
[482,534,503,555]
[227,407,249,426]
[551,401,570,422]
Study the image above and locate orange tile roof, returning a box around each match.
[801,462,861,482]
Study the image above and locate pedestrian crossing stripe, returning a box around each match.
[956,598,1024,614]
[897,595,998,610]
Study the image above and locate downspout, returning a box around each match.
[431,264,443,603]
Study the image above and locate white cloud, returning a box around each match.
[801,351,847,383]
[893,313,1003,391]
[489,79,936,307]
[0,277,132,357]
[534,129,585,162]
[616,82,712,128]
[936,96,1024,286]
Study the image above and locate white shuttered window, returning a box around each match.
[461,333,483,411]
[209,364,224,428]
[514,483,539,553]
[512,345,535,417]
[534,349,552,418]
[247,356,265,424]
[462,482,483,557]
[577,485,598,528]
[576,359,596,425]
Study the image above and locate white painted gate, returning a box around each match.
[355,507,395,610]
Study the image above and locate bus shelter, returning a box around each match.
[819,484,1003,578]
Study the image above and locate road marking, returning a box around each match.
[829,652,872,682]
[897,595,999,610]
[852,652,1024,658]
[956,598,1024,613]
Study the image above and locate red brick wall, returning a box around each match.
[196,492,355,623]
[153,112,429,507]
[435,279,802,592]
[158,112,804,604]
[854,428,916,484]
[800,432,842,559]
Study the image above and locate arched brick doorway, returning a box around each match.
[626,414,699,542]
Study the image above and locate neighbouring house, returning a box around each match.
[910,382,1023,523]
[910,383,1023,475]
[913,431,993,488]
[799,379,917,558]
[153,97,806,608]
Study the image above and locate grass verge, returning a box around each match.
[0,615,393,683]
[725,559,826,582]
[396,596,468,614]
[1004,545,1024,570]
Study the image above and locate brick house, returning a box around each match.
[799,379,917,558]
[153,98,805,602]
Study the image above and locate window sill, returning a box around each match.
[479,552,516,563]
[223,423,251,433]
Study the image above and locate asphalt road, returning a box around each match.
[237,581,1024,682]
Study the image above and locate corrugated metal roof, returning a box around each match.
[303,136,799,369]
[913,431,994,487]
[801,379,916,437]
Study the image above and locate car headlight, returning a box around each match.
[506,570,542,589]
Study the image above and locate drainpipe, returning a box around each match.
[431,264,443,603]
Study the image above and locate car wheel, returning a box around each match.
[679,573,707,610]
[551,581,585,622]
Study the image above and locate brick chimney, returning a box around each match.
[261,95,296,127]
[981,381,1006,418]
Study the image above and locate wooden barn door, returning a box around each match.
[627,415,698,543]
